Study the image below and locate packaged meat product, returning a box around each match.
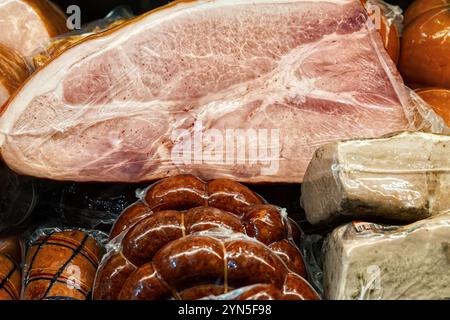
[416,88,450,126]
[0,253,21,300]
[204,273,319,300]
[0,0,444,184]
[0,0,67,58]
[362,0,402,64]
[33,6,134,69]
[301,131,450,226]
[0,235,22,300]
[0,235,22,266]
[399,2,450,88]
[0,43,31,109]
[322,214,450,300]
[403,0,449,26]
[95,229,319,300]
[22,229,103,300]
[95,205,307,299]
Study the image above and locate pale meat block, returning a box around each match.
[301,131,450,226]
[0,0,444,183]
[322,215,450,300]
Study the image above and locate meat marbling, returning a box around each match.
[0,0,442,183]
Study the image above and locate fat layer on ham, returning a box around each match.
[0,0,444,183]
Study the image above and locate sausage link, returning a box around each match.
[207,179,265,216]
[122,208,245,266]
[110,202,152,239]
[144,175,208,211]
[185,207,244,234]
[225,239,287,288]
[242,205,286,245]
[286,218,303,243]
[236,284,283,300]
[152,236,225,290]
[269,240,307,279]
[119,263,171,300]
[122,210,184,266]
[282,273,320,300]
[93,252,136,300]
[179,284,227,300]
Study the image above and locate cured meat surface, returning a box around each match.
[0,0,438,183]
[0,0,67,58]
[0,43,30,109]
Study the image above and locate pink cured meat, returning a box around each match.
[0,0,433,183]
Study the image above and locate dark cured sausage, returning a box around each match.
[236,284,283,300]
[122,210,184,266]
[207,179,265,216]
[121,208,244,266]
[93,252,136,300]
[282,273,320,300]
[118,263,171,300]
[269,240,307,279]
[179,284,228,300]
[96,206,305,300]
[118,235,289,300]
[144,175,208,211]
[109,202,152,239]
[142,175,264,216]
[242,205,286,245]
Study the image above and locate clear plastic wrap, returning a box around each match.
[93,174,312,300]
[32,6,134,69]
[322,214,450,300]
[0,0,446,184]
[95,228,319,300]
[22,227,107,300]
[0,43,31,109]
[0,235,22,300]
[415,88,450,127]
[362,0,403,64]
[301,131,450,226]
[399,1,450,88]
[0,0,67,59]
[202,273,319,300]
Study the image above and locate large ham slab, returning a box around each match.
[0,0,443,183]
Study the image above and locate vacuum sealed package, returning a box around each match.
[362,0,403,64]
[0,43,31,108]
[202,273,319,300]
[95,229,319,300]
[322,214,450,300]
[32,6,134,69]
[22,227,106,300]
[0,0,446,184]
[93,174,312,300]
[0,0,67,59]
[301,131,450,226]
[0,235,22,300]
